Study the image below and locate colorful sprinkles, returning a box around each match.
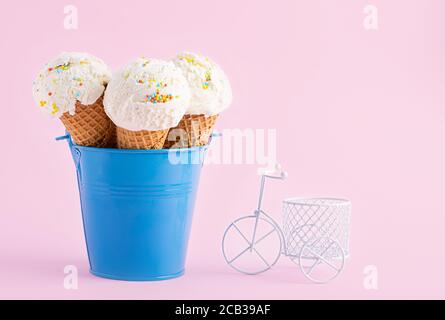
[178,53,207,68]
[142,59,150,67]
[137,79,176,104]
[37,59,87,112]
[178,53,213,90]
[54,62,72,73]
[146,89,174,104]
[51,102,59,115]
[202,70,212,90]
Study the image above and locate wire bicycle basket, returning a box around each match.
[283,197,351,259]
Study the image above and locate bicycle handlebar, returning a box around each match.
[263,171,287,180]
[260,164,287,180]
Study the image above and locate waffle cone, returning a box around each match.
[60,96,116,148]
[164,114,218,148]
[116,127,169,150]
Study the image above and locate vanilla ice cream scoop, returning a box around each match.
[172,52,232,116]
[32,52,111,117]
[104,58,191,131]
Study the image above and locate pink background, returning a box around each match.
[1,0,445,299]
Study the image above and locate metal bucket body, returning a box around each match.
[68,138,207,281]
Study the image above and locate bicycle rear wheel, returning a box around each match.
[298,236,345,283]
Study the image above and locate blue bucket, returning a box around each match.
[59,134,208,281]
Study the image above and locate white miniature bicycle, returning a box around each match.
[222,165,351,283]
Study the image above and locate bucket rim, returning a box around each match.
[62,133,209,154]
[71,142,209,154]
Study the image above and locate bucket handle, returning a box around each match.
[73,148,82,186]
[55,134,82,185]
[55,134,70,141]
[211,131,222,138]
[209,131,221,146]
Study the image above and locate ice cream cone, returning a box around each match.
[116,127,168,149]
[164,114,218,148]
[168,52,232,148]
[60,96,116,147]
[104,58,191,150]
[32,52,113,147]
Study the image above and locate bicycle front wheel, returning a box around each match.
[222,215,282,275]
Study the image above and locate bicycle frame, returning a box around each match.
[250,175,286,253]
